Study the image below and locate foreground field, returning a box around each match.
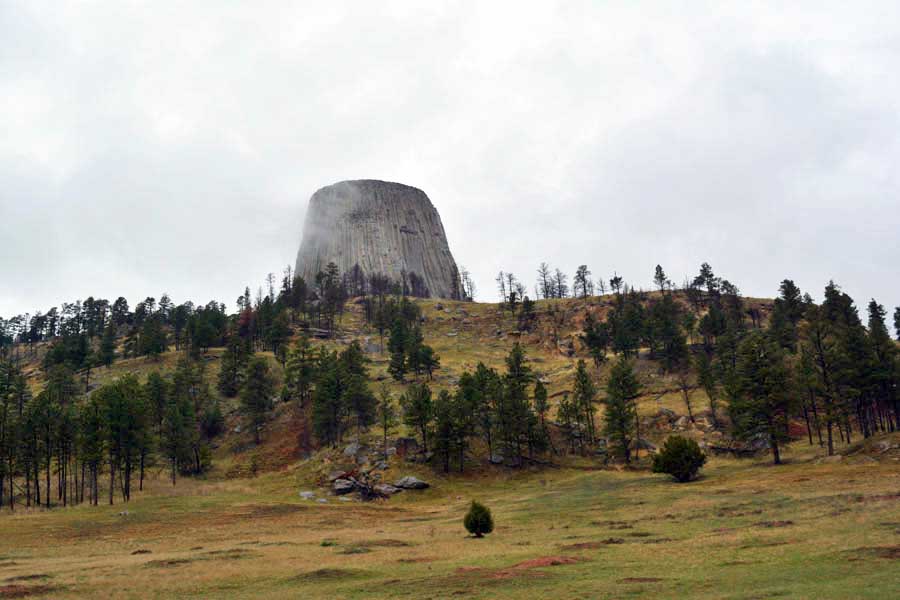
[2,446,898,599]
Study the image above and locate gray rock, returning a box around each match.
[343,442,364,457]
[294,180,464,299]
[394,476,430,490]
[489,453,504,465]
[333,478,356,495]
[385,447,397,456]
[374,483,403,496]
[317,498,328,504]
[328,470,349,482]
[674,416,691,430]
[299,491,316,500]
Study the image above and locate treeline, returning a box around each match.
[0,357,221,509]
[499,262,900,464]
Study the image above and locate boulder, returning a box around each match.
[343,442,364,457]
[374,484,403,496]
[394,476,430,490]
[674,416,691,430]
[489,453,504,465]
[333,479,356,495]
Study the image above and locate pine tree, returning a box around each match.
[401,383,433,453]
[376,385,397,460]
[240,357,274,445]
[99,323,116,367]
[145,371,168,434]
[603,358,640,464]
[572,360,597,443]
[282,334,315,407]
[728,331,793,464]
[654,264,669,292]
[388,318,408,381]
[217,334,246,398]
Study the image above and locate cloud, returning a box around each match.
[1,1,899,316]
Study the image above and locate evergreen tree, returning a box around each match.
[240,357,275,445]
[401,383,433,453]
[376,385,397,460]
[603,357,641,464]
[341,341,375,438]
[463,501,494,538]
[312,351,346,447]
[572,360,597,443]
[388,318,408,381]
[418,344,440,380]
[99,323,116,367]
[654,264,669,292]
[145,371,168,434]
[217,334,247,397]
[582,312,609,367]
[728,331,793,464]
[282,334,315,407]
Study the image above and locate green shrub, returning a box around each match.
[464,501,494,538]
[652,436,706,482]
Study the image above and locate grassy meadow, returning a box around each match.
[2,297,898,598]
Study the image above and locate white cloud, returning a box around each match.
[1,1,898,315]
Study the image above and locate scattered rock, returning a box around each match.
[394,476,429,490]
[343,443,364,457]
[374,484,403,496]
[333,479,356,495]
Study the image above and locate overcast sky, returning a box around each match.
[2,2,899,317]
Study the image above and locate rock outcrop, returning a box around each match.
[295,180,463,299]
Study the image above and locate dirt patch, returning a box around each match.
[592,520,633,529]
[641,538,674,544]
[203,549,258,560]
[754,521,794,528]
[853,493,900,503]
[847,546,900,560]
[619,577,664,583]
[0,585,56,598]
[357,539,412,548]
[293,568,368,582]
[397,556,438,563]
[628,532,653,537]
[244,504,308,518]
[145,558,194,568]
[1,577,49,584]
[131,549,152,555]
[511,556,582,569]
[561,541,607,550]
[338,547,371,555]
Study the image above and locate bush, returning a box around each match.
[652,436,706,482]
[464,501,494,538]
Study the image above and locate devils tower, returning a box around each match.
[294,180,463,299]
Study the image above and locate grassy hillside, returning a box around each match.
[2,295,899,599]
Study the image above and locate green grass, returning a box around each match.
[1,448,898,599]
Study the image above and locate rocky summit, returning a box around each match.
[294,180,463,299]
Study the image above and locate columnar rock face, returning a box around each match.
[294,180,463,299]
